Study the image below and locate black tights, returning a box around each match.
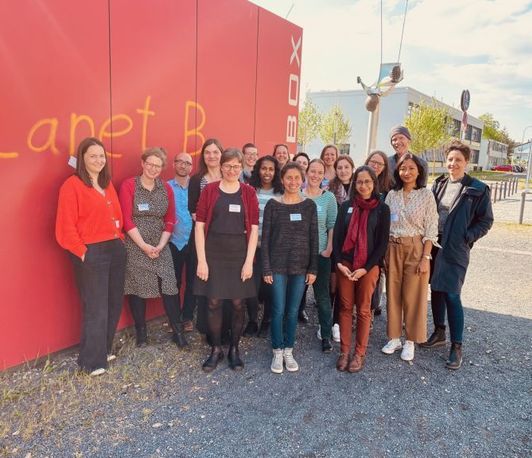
[208,298,245,347]
[129,293,181,332]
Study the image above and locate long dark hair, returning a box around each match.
[351,165,379,200]
[365,150,391,193]
[392,153,426,190]
[197,138,223,177]
[248,155,283,194]
[76,137,111,188]
[328,155,355,196]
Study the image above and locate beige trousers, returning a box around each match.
[385,236,428,343]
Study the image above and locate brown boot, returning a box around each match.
[348,354,365,373]
[336,353,349,372]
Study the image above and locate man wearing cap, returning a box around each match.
[388,125,429,186]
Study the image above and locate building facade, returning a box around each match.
[479,139,509,170]
[305,86,483,171]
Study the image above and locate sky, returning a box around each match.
[252,0,532,143]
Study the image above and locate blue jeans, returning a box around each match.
[431,290,464,343]
[271,274,306,349]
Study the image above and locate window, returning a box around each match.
[338,144,350,155]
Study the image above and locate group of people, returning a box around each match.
[55,125,493,377]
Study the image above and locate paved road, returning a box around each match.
[2,224,531,457]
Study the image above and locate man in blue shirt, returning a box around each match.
[168,152,195,331]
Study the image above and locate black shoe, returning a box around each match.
[135,325,148,347]
[298,310,309,324]
[322,338,333,353]
[446,343,463,370]
[172,331,189,348]
[373,306,382,316]
[257,321,270,338]
[419,326,446,348]
[202,347,224,373]
[243,321,258,337]
[228,346,244,371]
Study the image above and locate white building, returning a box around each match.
[479,139,508,170]
[305,86,483,170]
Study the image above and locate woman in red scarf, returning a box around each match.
[332,166,390,372]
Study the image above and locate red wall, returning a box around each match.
[0,0,302,370]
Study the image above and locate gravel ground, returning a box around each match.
[1,222,531,458]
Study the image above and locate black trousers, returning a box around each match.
[169,242,196,322]
[71,239,126,373]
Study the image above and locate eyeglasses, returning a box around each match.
[221,164,242,171]
[368,160,385,168]
[174,160,192,167]
[144,162,163,170]
[356,179,373,186]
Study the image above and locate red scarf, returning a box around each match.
[342,196,379,270]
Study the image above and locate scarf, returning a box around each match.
[341,196,379,270]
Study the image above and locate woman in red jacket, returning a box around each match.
[195,148,259,372]
[56,137,126,376]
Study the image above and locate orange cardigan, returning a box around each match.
[56,175,124,258]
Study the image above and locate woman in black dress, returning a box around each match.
[194,148,259,372]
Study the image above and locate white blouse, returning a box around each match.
[385,187,439,245]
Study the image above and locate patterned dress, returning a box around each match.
[124,177,177,298]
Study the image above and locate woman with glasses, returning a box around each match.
[119,147,188,349]
[365,151,392,318]
[194,148,259,372]
[333,166,390,372]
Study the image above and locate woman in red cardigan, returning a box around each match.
[56,137,126,376]
[195,148,259,372]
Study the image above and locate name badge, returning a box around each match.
[138,203,150,211]
[347,207,353,214]
[290,213,302,221]
[391,213,399,222]
[229,204,241,213]
[115,220,120,228]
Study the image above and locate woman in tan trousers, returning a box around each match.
[383,153,438,362]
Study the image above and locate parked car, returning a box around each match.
[492,164,513,172]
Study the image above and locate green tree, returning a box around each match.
[404,99,452,176]
[319,104,352,145]
[297,99,321,151]
[479,113,504,142]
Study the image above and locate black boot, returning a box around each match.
[228,345,244,371]
[322,338,333,353]
[135,325,147,347]
[419,325,446,348]
[202,346,224,373]
[171,323,189,348]
[257,320,270,338]
[243,321,258,337]
[446,342,462,370]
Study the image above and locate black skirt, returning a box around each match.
[194,232,257,300]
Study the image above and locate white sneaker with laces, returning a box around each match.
[316,326,322,340]
[381,338,402,355]
[271,349,284,374]
[400,340,415,361]
[89,368,106,377]
[332,324,340,343]
[283,348,299,372]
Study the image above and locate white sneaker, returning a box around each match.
[316,326,322,340]
[332,324,340,342]
[381,338,402,355]
[89,368,106,377]
[401,340,415,361]
[107,354,116,362]
[271,349,284,374]
[283,348,299,372]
